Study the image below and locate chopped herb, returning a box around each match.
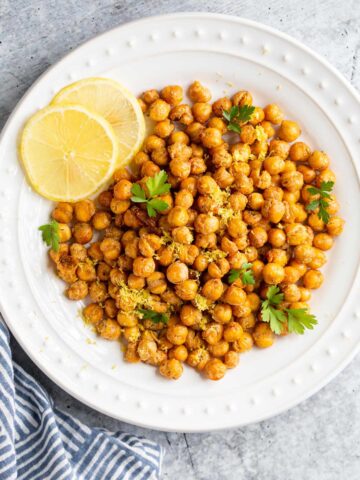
[39,220,60,252]
[228,263,255,285]
[137,308,169,324]
[305,181,334,224]
[261,286,318,335]
[131,170,171,217]
[222,105,255,133]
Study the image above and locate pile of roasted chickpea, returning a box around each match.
[49,81,344,381]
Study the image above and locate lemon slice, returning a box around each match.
[20,105,119,202]
[51,77,145,166]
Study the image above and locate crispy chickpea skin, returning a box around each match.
[204,359,227,380]
[253,323,274,348]
[159,359,183,379]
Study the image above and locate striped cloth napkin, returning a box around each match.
[0,319,163,479]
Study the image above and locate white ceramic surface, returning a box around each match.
[0,13,359,432]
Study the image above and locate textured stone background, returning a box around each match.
[1,1,360,479]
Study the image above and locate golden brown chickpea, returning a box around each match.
[138,98,147,112]
[263,156,285,175]
[87,242,103,262]
[144,135,166,153]
[260,120,275,138]
[262,263,285,285]
[175,279,198,301]
[249,106,265,125]
[307,213,325,232]
[212,97,232,116]
[124,238,139,259]
[181,176,198,195]
[97,190,113,209]
[282,284,301,303]
[167,206,189,227]
[202,322,223,345]
[166,324,188,345]
[233,332,254,352]
[58,223,71,243]
[157,246,174,267]
[141,89,159,104]
[66,280,88,300]
[148,99,171,121]
[70,243,87,262]
[159,358,183,379]
[169,345,188,362]
[281,171,304,192]
[146,272,167,295]
[261,199,286,223]
[169,104,194,125]
[192,102,212,123]
[97,319,121,341]
[224,351,239,369]
[266,249,288,266]
[223,322,243,342]
[253,323,274,348]
[299,287,311,302]
[227,217,247,239]
[267,228,286,248]
[303,269,324,289]
[117,312,138,328]
[247,193,264,211]
[171,226,193,245]
[316,169,336,187]
[186,123,205,144]
[269,139,290,159]
[77,261,96,281]
[92,211,111,231]
[202,279,224,301]
[169,131,190,145]
[208,258,230,279]
[204,359,227,381]
[326,217,345,236]
[52,202,73,223]
[112,180,132,202]
[201,128,223,149]
[297,165,316,184]
[113,167,132,182]
[160,85,183,105]
[285,223,308,245]
[104,298,117,318]
[188,81,211,102]
[230,143,250,163]
[282,266,300,285]
[154,119,174,138]
[308,150,330,171]
[166,262,189,284]
[289,142,311,162]
[174,190,194,211]
[127,274,145,290]
[208,340,230,358]
[83,303,103,324]
[293,244,315,264]
[213,167,234,188]
[100,238,121,261]
[232,90,253,107]
[278,120,301,142]
[234,172,254,195]
[249,227,268,248]
[73,200,95,223]
[180,304,202,326]
[187,348,209,370]
[169,159,191,179]
[73,223,93,244]
[211,304,232,326]
[240,124,256,144]
[223,285,246,306]
[110,198,130,215]
[289,261,308,278]
[140,161,161,179]
[194,214,219,234]
[263,103,284,124]
[132,257,155,278]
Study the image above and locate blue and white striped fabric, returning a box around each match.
[0,319,163,479]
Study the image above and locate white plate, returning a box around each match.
[0,13,360,432]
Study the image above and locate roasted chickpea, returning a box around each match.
[281,171,304,192]
[269,139,290,159]
[166,262,189,284]
[160,85,183,105]
[167,324,188,345]
[249,106,265,125]
[159,359,183,380]
[307,213,325,232]
[180,304,202,326]
[212,97,232,116]
[223,322,243,342]
[133,257,155,278]
[204,359,227,380]
[293,244,315,264]
[154,119,174,138]
[249,227,268,248]
[211,303,231,324]
[253,323,274,348]
[141,89,159,104]
[100,238,121,261]
[73,223,93,244]
[52,202,73,223]
[167,206,189,227]
[175,279,198,300]
[264,103,284,124]
[303,269,324,289]
[66,280,88,300]
[285,223,308,245]
[261,199,285,223]
[282,284,301,303]
[201,128,223,149]
[262,263,285,285]
[202,279,224,301]
[223,285,246,305]
[227,217,247,238]
[148,99,171,121]
[278,120,301,142]
[192,102,212,123]
[194,214,219,234]
[308,150,329,171]
[233,332,254,352]
[58,223,71,243]
[83,303,103,324]
[187,348,210,370]
[232,90,253,107]
[92,211,111,230]
[326,217,345,236]
[73,200,95,222]
[299,287,311,302]
[224,351,239,368]
[289,142,311,162]
[239,124,256,144]
[202,322,223,345]
[77,261,96,281]
[97,319,121,341]
[267,228,286,247]
[188,81,211,102]
[316,169,336,187]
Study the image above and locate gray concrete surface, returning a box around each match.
[1,1,360,479]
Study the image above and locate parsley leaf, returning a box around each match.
[261,286,318,335]
[222,105,255,134]
[305,181,334,224]
[228,263,255,285]
[137,308,169,324]
[39,220,60,252]
[130,170,171,217]
[286,308,317,335]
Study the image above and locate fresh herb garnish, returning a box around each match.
[228,263,255,285]
[305,181,334,224]
[137,308,169,324]
[131,170,171,217]
[222,105,255,133]
[261,286,317,335]
[39,220,60,252]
